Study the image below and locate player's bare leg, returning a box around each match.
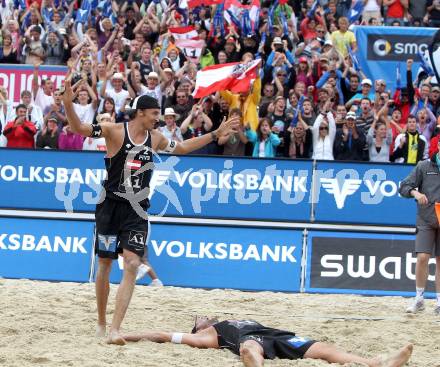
[106,249,140,345]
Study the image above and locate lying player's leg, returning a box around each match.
[239,340,264,367]
[304,341,413,367]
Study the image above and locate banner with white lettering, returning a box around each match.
[109,223,303,292]
[0,217,93,282]
[0,149,417,225]
[312,160,415,226]
[354,26,436,92]
[305,231,436,297]
[0,149,105,212]
[0,64,67,105]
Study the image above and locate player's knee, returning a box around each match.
[98,258,112,274]
[417,253,431,264]
[240,341,261,360]
[123,256,141,273]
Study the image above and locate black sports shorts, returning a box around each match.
[241,332,316,360]
[94,198,148,259]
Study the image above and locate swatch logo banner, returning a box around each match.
[367,34,430,61]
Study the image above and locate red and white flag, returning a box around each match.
[169,26,199,40]
[188,0,223,8]
[126,160,142,170]
[192,59,261,99]
[174,39,205,64]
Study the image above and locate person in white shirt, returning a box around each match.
[83,113,111,151]
[73,80,98,124]
[100,72,131,114]
[32,61,55,114]
[311,100,336,160]
[158,108,183,143]
[130,65,163,107]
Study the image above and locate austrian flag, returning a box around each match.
[192,59,261,99]
[126,160,141,170]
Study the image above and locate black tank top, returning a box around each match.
[213,320,279,355]
[103,122,153,209]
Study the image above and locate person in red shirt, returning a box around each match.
[384,0,408,25]
[3,104,37,148]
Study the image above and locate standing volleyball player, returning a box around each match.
[62,79,238,345]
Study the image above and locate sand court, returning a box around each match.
[0,278,438,367]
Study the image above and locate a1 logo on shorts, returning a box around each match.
[286,336,309,348]
[128,231,146,250]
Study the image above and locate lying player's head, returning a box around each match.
[130,95,160,130]
[191,316,219,334]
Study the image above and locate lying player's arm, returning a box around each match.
[62,79,113,138]
[122,330,217,348]
[155,116,240,154]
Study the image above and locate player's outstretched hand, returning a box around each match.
[216,116,241,138]
[61,79,73,105]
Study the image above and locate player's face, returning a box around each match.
[140,108,160,130]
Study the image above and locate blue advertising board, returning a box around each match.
[0,149,417,225]
[0,149,105,212]
[0,149,313,222]
[355,26,436,92]
[0,217,94,282]
[149,155,312,221]
[305,231,436,298]
[108,224,303,292]
[313,161,416,226]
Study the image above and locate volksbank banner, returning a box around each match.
[355,26,436,92]
[0,217,93,282]
[305,231,436,297]
[313,160,415,226]
[109,224,303,292]
[0,149,415,225]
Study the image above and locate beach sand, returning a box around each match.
[0,278,438,367]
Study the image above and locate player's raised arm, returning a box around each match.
[62,79,114,139]
[154,116,240,155]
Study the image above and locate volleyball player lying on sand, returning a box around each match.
[122,317,412,367]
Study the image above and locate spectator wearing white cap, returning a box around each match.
[100,72,131,114]
[346,78,376,108]
[334,111,366,161]
[135,71,163,107]
[158,108,183,143]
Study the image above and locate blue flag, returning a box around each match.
[291,95,305,127]
[76,0,91,24]
[279,10,288,37]
[268,0,278,35]
[418,50,435,77]
[306,0,318,19]
[396,63,401,89]
[347,45,360,72]
[348,0,364,24]
[241,10,251,36]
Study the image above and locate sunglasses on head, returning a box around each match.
[319,126,328,131]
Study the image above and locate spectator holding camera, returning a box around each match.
[334,111,366,161]
[36,117,59,149]
[312,99,336,160]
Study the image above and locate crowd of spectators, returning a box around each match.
[0,0,439,165]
